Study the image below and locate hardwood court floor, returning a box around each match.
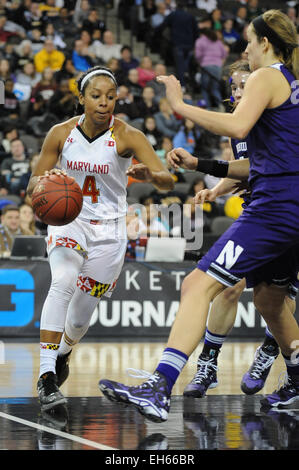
[0,340,289,397]
[1,341,299,451]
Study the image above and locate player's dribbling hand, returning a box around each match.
[126,164,153,182]
[167,148,198,171]
[37,169,73,181]
[194,189,217,205]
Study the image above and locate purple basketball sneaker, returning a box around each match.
[241,346,278,395]
[183,354,218,398]
[99,369,170,422]
[261,373,299,408]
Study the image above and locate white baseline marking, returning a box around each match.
[0,411,117,450]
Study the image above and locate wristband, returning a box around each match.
[196,158,229,177]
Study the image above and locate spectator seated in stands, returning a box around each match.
[73,0,91,29]
[119,46,139,76]
[234,6,248,34]
[211,8,223,32]
[196,0,218,13]
[54,57,76,83]
[137,86,159,118]
[72,38,94,72]
[1,138,30,195]
[96,30,122,64]
[41,22,67,50]
[22,2,45,33]
[114,84,140,123]
[39,0,60,19]
[0,125,19,163]
[142,116,163,151]
[48,78,77,120]
[0,58,16,82]
[136,56,156,88]
[125,68,143,103]
[81,8,106,37]
[52,7,78,40]
[14,39,35,72]
[28,29,44,54]
[15,61,41,90]
[79,29,102,63]
[0,14,26,44]
[154,97,181,139]
[106,57,127,86]
[173,118,202,155]
[0,78,20,120]
[34,38,65,73]
[30,66,57,102]
[222,18,240,52]
[0,205,21,257]
[19,203,40,235]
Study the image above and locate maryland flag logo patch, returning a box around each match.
[77,275,110,298]
[54,237,87,257]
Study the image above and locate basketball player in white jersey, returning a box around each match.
[27,66,174,411]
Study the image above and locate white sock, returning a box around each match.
[39,343,60,377]
[58,333,74,356]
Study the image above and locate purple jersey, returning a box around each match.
[198,64,299,289]
[249,63,299,183]
[231,136,252,206]
[231,137,251,161]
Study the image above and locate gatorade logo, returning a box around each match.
[0,270,34,327]
[216,240,244,269]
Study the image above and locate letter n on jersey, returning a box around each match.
[216,240,244,270]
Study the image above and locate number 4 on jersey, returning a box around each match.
[82,176,100,203]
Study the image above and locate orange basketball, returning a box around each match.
[32,174,83,226]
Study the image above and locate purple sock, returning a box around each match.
[156,347,188,392]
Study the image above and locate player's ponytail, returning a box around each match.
[287,46,299,81]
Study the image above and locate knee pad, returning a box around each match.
[77,275,111,299]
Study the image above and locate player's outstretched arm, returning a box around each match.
[117,123,174,191]
[167,147,250,181]
[157,70,273,139]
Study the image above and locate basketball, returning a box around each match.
[32,174,83,226]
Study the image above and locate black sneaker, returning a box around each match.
[37,372,67,411]
[260,373,299,408]
[183,354,218,398]
[56,351,72,387]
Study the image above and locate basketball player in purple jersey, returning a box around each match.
[183,59,297,399]
[99,10,299,421]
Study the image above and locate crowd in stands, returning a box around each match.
[0,0,297,258]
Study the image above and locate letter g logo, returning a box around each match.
[0,270,34,327]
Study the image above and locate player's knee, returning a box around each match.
[181,269,222,300]
[51,267,79,297]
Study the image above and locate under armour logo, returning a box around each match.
[67,137,74,143]
[105,140,115,147]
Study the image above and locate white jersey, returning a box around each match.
[60,115,132,220]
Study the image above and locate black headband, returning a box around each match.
[253,15,298,53]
